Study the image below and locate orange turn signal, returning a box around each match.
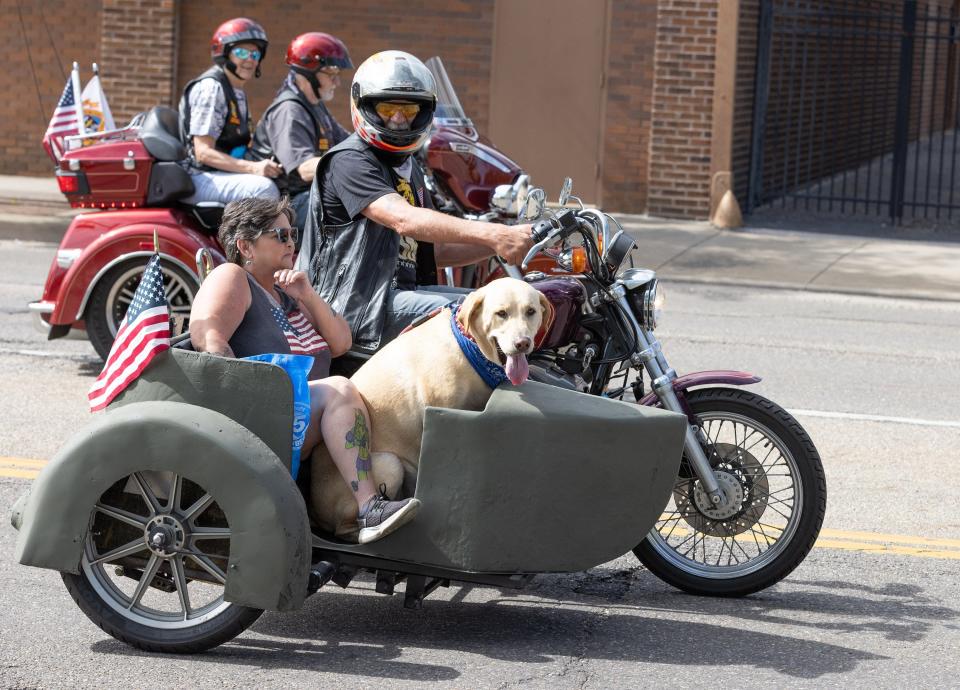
[570,247,588,273]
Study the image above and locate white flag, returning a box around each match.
[80,73,115,134]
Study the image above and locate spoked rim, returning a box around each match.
[106,266,194,337]
[81,471,233,628]
[648,411,803,579]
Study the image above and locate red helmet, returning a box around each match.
[211,18,268,76]
[286,32,353,72]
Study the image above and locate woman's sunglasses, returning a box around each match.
[257,227,299,245]
[375,102,421,120]
[232,47,262,61]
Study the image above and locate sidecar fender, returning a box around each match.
[638,370,762,407]
[13,401,311,612]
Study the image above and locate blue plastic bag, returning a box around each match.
[243,353,314,479]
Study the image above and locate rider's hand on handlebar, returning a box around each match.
[251,159,282,178]
[494,223,534,265]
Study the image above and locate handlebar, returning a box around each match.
[521,209,581,269]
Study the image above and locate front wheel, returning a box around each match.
[634,387,826,596]
[61,471,262,653]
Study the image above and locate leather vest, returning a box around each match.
[179,66,251,172]
[248,85,335,196]
[295,134,437,353]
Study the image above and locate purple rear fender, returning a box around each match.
[638,370,761,407]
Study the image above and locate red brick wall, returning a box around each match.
[99,0,178,124]
[1,0,102,175]
[647,0,719,218]
[602,2,658,213]
[176,0,495,145]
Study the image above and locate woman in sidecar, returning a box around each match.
[10,330,688,653]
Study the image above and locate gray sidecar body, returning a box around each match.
[13,348,685,612]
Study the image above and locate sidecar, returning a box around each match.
[10,348,686,653]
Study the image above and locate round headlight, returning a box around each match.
[641,279,664,330]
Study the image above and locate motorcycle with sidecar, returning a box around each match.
[11,181,826,654]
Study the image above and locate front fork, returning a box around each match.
[614,295,724,504]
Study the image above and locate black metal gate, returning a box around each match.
[747,0,960,223]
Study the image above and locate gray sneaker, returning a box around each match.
[357,489,421,544]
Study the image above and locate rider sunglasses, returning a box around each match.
[231,47,262,61]
[257,227,299,245]
[375,102,421,120]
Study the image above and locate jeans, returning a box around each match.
[183,170,279,205]
[289,190,310,252]
[381,285,472,344]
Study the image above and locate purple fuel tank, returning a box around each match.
[528,276,586,350]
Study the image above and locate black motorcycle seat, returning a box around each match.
[140,106,186,162]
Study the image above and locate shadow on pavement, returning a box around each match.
[82,565,950,680]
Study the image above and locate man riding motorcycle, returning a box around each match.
[249,32,353,240]
[297,50,533,353]
[179,17,281,204]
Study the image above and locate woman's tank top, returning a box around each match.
[229,273,331,380]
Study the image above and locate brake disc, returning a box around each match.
[674,442,770,537]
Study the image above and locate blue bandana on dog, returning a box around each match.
[450,304,508,389]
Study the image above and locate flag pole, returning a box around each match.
[92,62,99,76]
[71,62,84,136]
[153,226,160,253]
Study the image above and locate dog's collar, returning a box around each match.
[450,304,508,389]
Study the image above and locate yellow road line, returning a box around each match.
[0,468,40,479]
[815,538,960,560]
[0,456,48,469]
[819,528,960,549]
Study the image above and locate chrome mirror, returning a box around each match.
[558,177,573,206]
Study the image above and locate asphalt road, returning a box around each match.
[1,239,959,688]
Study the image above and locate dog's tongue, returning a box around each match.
[505,353,529,386]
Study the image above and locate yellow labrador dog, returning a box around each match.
[310,278,554,540]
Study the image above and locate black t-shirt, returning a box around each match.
[320,149,423,289]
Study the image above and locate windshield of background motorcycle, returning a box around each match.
[426,56,474,129]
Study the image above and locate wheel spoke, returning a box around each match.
[171,555,192,620]
[164,473,183,514]
[90,538,149,566]
[190,527,230,540]
[186,553,227,584]
[130,472,162,515]
[166,282,185,303]
[182,493,215,522]
[95,502,148,529]
[127,554,163,610]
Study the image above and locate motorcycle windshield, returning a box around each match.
[426,56,474,129]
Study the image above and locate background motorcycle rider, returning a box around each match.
[179,17,281,205]
[249,32,352,242]
[298,50,533,353]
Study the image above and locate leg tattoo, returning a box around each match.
[345,410,372,489]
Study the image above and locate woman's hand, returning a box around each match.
[274,269,313,301]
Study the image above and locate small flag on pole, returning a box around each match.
[88,254,171,411]
[42,72,82,162]
[80,64,115,134]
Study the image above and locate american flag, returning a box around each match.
[88,255,171,411]
[269,304,328,355]
[42,76,81,162]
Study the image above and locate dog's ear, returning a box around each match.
[459,289,500,363]
[534,292,555,350]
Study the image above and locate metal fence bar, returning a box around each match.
[891,0,917,222]
[747,0,775,213]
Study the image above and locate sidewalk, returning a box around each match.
[2,173,959,302]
